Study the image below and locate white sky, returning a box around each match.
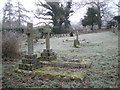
[0,0,119,26]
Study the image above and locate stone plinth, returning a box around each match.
[41,49,57,61]
[19,54,42,71]
[74,39,80,46]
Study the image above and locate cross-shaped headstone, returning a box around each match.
[43,26,51,50]
[26,23,34,55]
[41,25,57,61]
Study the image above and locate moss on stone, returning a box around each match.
[15,66,87,81]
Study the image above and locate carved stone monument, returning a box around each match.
[40,25,57,61]
[19,23,42,70]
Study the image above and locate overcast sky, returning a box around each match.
[0,0,119,26]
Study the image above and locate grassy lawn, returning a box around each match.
[2,31,119,88]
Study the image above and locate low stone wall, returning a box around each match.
[77,29,112,34]
[33,29,118,41]
[49,29,114,38]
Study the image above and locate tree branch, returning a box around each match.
[34,21,53,26]
[37,0,53,11]
[116,4,120,8]
[34,14,52,20]
[36,9,50,16]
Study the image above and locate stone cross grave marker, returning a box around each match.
[41,25,57,61]
[44,27,51,50]
[26,23,34,55]
[18,23,42,71]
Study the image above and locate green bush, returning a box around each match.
[2,31,22,59]
[52,26,60,34]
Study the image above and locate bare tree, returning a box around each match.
[14,1,30,27]
[2,0,30,30]
[2,4,7,30]
[2,0,14,29]
[114,1,120,8]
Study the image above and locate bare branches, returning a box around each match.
[36,8,49,16]
[34,14,51,20]
[112,1,120,8]
[36,0,52,11]
[115,4,120,8]
[34,21,53,26]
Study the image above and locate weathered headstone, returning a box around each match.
[19,23,42,71]
[76,31,79,41]
[74,31,80,48]
[41,25,57,61]
[27,23,34,55]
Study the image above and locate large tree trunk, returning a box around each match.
[53,17,64,33]
[98,22,101,29]
[118,23,120,30]
[97,3,102,29]
[91,24,94,30]
[18,10,21,27]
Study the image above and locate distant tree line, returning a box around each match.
[2,0,119,33]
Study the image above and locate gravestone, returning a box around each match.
[41,25,57,61]
[70,32,73,37]
[74,31,80,47]
[19,23,42,71]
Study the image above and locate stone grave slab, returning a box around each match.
[16,66,87,81]
[39,59,92,69]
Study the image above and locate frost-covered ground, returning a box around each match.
[23,31,118,87]
[22,31,118,59]
[3,31,119,88]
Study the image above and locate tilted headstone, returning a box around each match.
[74,31,80,47]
